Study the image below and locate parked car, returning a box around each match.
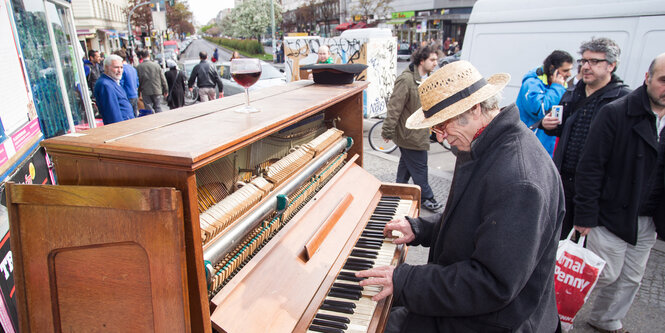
[216,60,286,96]
[397,43,411,62]
[439,51,461,67]
[154,50,178,66]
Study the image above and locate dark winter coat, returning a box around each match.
[574,84,665,245]
[544,74,631,170]
[165,68,187,109]
[393,104,564,332]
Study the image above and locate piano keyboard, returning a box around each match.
[308,196,412,333]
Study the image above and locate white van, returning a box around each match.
[460,0,665,104]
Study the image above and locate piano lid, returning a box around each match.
[41,81,368,169]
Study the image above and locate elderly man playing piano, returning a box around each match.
[357,61,565,333]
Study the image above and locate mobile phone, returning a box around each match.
[552,105,563,124]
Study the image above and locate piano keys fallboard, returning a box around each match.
[307,197,412,333]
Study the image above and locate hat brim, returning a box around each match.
[406,73,510,129]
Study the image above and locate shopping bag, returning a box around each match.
[555,230,606,331]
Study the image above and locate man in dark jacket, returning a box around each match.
[358,61,564,333]
[84,49,101,94]
[188,51,224,102]
[136,50,168,113]
[572,53,665,333]
[381,46,442,211]
[542,37,631,239]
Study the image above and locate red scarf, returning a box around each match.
[473,126,487,140]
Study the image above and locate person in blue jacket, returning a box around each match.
[516,50,574,156]
[94,54,135,125]
[114,50,140,117]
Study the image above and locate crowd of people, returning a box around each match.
[83,47,225,125]
[377,37,664,333]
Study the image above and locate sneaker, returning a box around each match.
[422,198,442,211]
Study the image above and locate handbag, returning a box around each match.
[555,230,606,331]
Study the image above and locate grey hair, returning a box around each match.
[479,91,502,115]
[104,54,123,68]
[579,37,621,70]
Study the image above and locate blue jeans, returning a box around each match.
[396,147,434,201]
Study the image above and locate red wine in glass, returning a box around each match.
[231,58,262,113]
[232,71,261,88]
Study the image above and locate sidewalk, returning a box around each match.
[362,141,665,333]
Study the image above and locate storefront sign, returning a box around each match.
[10,118,39,153]
[392,11,415,19]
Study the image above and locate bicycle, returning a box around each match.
[368,119,398,153]
[368,119,452,153]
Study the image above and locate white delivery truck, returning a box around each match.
[460,0,665,104]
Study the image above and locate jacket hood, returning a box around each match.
[521,67,542,84]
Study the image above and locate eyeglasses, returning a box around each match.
[577,58,609,66]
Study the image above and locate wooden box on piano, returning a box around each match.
[7,81,421,332]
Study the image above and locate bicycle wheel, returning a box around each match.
[368,120,397,153]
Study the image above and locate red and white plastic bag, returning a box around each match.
[555,230,606,331]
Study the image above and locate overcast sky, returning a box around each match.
[187,0,234,26]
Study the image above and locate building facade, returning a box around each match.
[72,0,129,55]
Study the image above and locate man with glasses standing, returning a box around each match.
[541,37,630,239]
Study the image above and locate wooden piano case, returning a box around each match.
[6,185,189,332]
[19,81,369,332]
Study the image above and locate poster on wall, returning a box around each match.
[0,146,54,333]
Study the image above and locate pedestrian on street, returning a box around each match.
[165,60,187,109]
[541,37,631,239]
[188,51,224,102]
[136,50,169,113]
[114,50,140,117]
[93,54,134,125]
[516,50,574,156]
[83,49,101,94]
[357,61,564,333]
[381,45,442,211]
[212,48,219,63]
[572,53,665,333]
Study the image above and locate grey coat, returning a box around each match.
[393,104,564,332]
[136,60,168,96]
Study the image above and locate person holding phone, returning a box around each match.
[516,50,574,156]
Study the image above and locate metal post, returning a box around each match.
[270,0,276,62]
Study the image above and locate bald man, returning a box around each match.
[572,53,665,333]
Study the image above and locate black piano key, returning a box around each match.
[358,237,383,245]
[324,299,357,308]
[381,196,401,201]
[362,232,385,239]
[370,215,392,221]
[372,210,396,216]
[328,290,360,301]
[351,249,378,257]
[316,313,351,324]
[312,318,348,330]
[309,324,344,333]
[364,225,384,231]
[377,201,398,206]
[333,282,363,291]
[346,257,374,265]
[366,222,387,227]
[330,287,362,298]
[343,263,371,271]
[353,243,382,250]
[337,274,363,282]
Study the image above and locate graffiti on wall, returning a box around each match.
[284,36,396,117]
[366,38,397,118]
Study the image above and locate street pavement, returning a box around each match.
[360,118,665,333]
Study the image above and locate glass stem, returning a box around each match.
[245,88,250,106]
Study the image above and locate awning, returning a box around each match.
[336,22,353,31]
[385,18,408,25]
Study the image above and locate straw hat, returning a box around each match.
[406,61,510,129]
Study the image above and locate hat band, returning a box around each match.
[423,78,488,118]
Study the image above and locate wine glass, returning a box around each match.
[231,58,262,113]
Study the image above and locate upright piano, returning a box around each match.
[6,81,420,332]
